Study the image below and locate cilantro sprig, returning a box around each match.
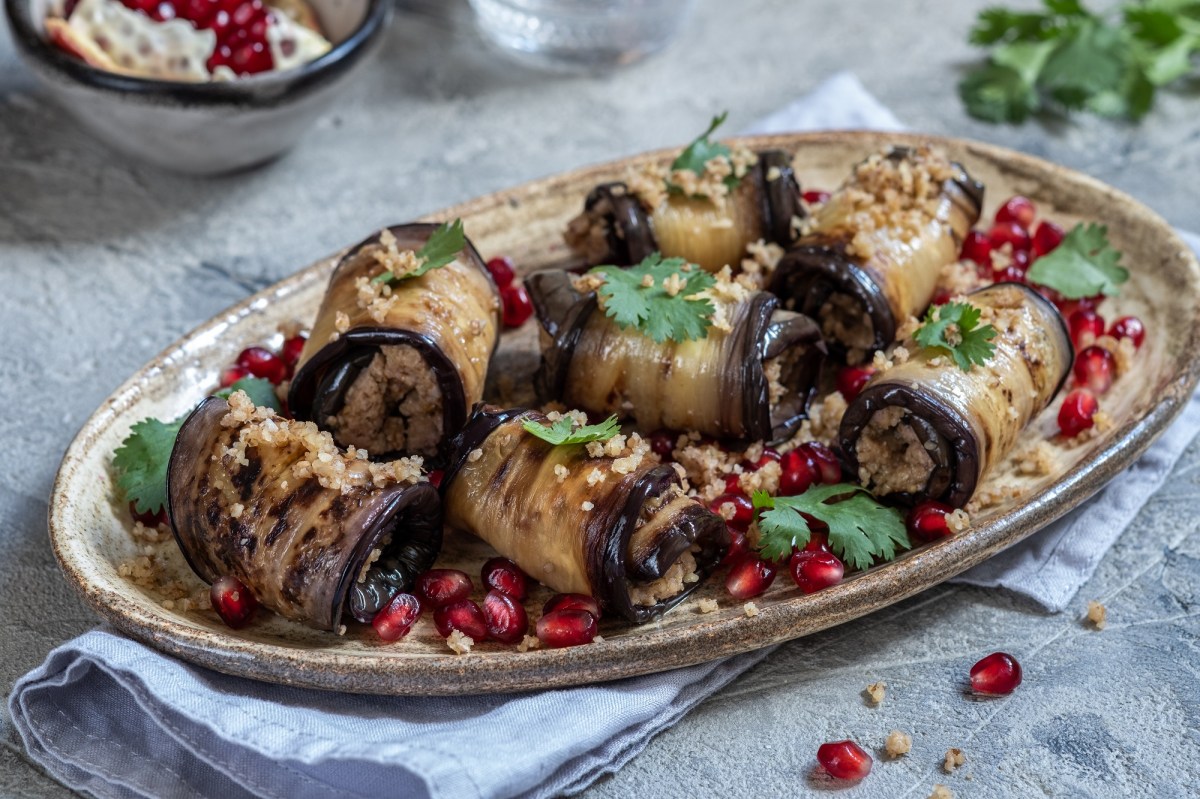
[1025,222,1128,298]
[372,219,466,286]
[960,0,1200,123]
[590,253,716,344]
[667,112,742,195]
[522,414,621,447]
[752,487,910,571]
[914,301,998,372]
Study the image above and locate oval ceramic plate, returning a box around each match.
[50,132,1200,695]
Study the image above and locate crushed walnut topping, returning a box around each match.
[943,748,966,774]
[864,681,887,706]
[697,598,719,614]
[743,602,759,617]
[885,730,912,758]
[928,786,954,799]
[1086,600,1107,630]
[946,509,971,533]
[447,630,474,655]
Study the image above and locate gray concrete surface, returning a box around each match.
[1,0,1198,796]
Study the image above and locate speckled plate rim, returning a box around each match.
[50,131,1200,695]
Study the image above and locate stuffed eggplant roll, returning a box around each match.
[768,146,984,360]
[564,150,802,272]
[441,406,729,623]
[838,283,1072,508]
[527,269,825,444]
[289,222,500,460]
[167,392,443,631]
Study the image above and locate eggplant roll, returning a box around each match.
[166,394,443,630]
[838,283,1072,508]
[768,146,984,358]
[441,405,730,623]
[564,150,802,272]
[527,269,825,444]
[289,223,500,461]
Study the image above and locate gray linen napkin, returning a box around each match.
[10,72,1200,799]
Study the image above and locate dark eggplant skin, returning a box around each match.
[527,269,825,444]
[838,283,1072,508]
[289,222,500,462]
[166,396,443,630]
[441,404,730,624]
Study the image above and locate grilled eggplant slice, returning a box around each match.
[289,222,500,461]
[838,283,1072,508]
[527,269,825,444]
[166,394,442,631]
[564,150,802,272]
[768,146,984,360]
[441,405,730,623]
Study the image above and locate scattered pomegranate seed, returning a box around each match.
[1032,220,1066,256]
[543,593,601,619]
[1068,309,1106,349]
[817,740,873,780]
[906,500,955,542]
[960,230,992,266]
[721,530,749,565]
[537,609,598,648]
[433,599,488,640]
[485,256,516,288]
[236,346,288,384]
[836,365,875,401]
[798,442,842,484]
[501,283,534,328]
[427,469,444,488]
[709,493,754,532]
[280,334,307,366]
[804,530,831,553]
[1109,315,1145,348]
[415,569,473,608]
[725,555,777,599]
[129,501,167,528]
[372,592,422,642]
[970,651,1023,695]
[995,195,1036,229]
[1058,388,1098,437]
[210,576,258,629]
[219,365,250,388]
[482,590,528,644]
[988,221,1032,252]
[803,190,831,205]
[789,550,843,594]
[1074,346,1115,394]
[993,265,1026,285]
[481,557,528,601]
[647,430,675,458]
[778,450,817,496]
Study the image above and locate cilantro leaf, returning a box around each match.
[1025,222,1129,298]
[752,486,910,571]
[913,301,998,372]
[590,253,716,344]
[113,416,186,515]
[213,377,282,412]
[372,219,466,285]
[522,414,621,447]
[667,112,740,194]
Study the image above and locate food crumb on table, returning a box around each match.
[743,602,759,617]
[517,635,540,653]
[697,598,719,614]
[943,747,966,773]
[1087,600,1107,630]
[885,729,912,758]
[447,630,474,655]
[928,785,954,799]
[864,680,887,705]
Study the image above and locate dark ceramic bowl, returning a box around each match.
[3,0,391,173]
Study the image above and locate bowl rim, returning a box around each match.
[3,0,391,107]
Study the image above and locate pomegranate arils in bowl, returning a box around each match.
[835,365,874,401]
[415,569,473,608]
[1068,309,1106,349]
[501,283,534,328]
[280,334,307,366]
[725,555,776,599]
[485,256,516,288]
[802,189,831,204]
[372,593,422,642]
[482,590,528,644]
[778,449,817,496]
[536,609,598,648]
[789,550,843,594]
[1110,315,1146,348]
[1032,219,1066,255]
[543,593,601,619]
[970,651,1023,695]
[433,599,488,640]
[219,365,249,388]
[1074,346,1115,394]
[960,229,992,266]
[797,442,842,484]
[995,195,1036,228]
[907,500,955,542]
[236,346,288,384]
[481,557,528,601]
[1058,388,1099,437]
[709,493,753,532]
[210,576,258,629]
[988,220,1031,252]
[816,740,872,780]
[128,501,166,528]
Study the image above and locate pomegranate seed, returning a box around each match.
[486,256,516,288]
[427,469,444,488]
[817,740,872,780]
[501,284,534,328]
[210,576,257,629]
[970,651,1023,695]
[993,265,1026,285]
[1058,388,1098,437]
[798,442,841,484]
[722,473,743,494]
[1110,315,1145,348]
[778,450,817,496]
[804,530,831,553]
[433,599,488,640]
[1074,346,1115,394]
[113,0,275,75]
[836,365,875,401]
[803,190,831,204]
[709,493,754,532]
[481,557,528,601]
[415,569,473,608]
[219,365,249,387]
[1032,220,1066,256]
[236,346,288,384]
[648,430,675,458]
[988,221,1032,252]
[1057,295,1099,320]
[280,334,306,366]
[906,500,955,542]
[789,550,843,593]
[536,609,598,648]
[482,590,528,644]
[931,287,954,306]
[960,230,992,266]
[1068,309,1106,349]
[721,530,749,565]
[372,592,422,642]
[1010,248,1031,272]
[995,195,1036,229]
[543,593,602,618]
[1031,283,1066,309]
[129,501,167,528]
[725,555,777,599]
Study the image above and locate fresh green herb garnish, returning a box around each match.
[960,0,1200,123]
[113,415,187,516]
[213,377,282,413]
[371,219,467,286]
[522,414,622,447]
[1025,222,1129,298]
[914,301,998,372]
[667,112,741,194]
[752,487,910,571]
[590,253,716,344]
